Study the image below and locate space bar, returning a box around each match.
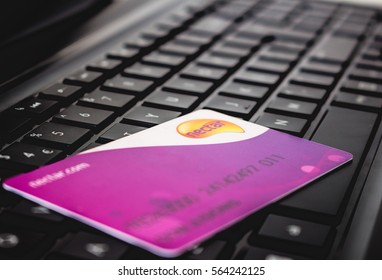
[280,107,377,216]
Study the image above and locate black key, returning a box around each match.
[87,58,121,72]
[333,92,382,110]
[142,52,185,67]
[123,106,181,127]
[258,215,330,247]
[0,143,63,170]
[163,77,213,95]
[160,42,200,56]
[53,105,113,131]
[24,122,90,151]
[220,82,268,100]
[5,98,58,117]
[267,97,317,117]
[98,123,146,143]
[0,118,32,144]
[190,16,231,36]
[123,63,171,80]
[278,85,326,101]
[290,72,334,88]
[9,201,64,223]
[0,228,45,258]
[40,84,82,100]
[357,60,382,72]
[235,70,280,86]
[56,232,128,259]
[280,107,377,215]
[204,95,256,116]
[102,76,154,95]
[300,61,342,76]
[198,53,239,69]
[242,247,303,260]
[187,241,227,260]
[78,90,135,111]
[334,22,368,39]
[310,36,357,64]
[341,80,382,96]
[144,90,198,110]
[64,70,103,86]
[349,69,382,84]
[107,47,139,60]
[181,65,226,81]
[256,113,307,135]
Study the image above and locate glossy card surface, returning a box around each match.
[3,110,352,257]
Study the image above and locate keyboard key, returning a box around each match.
[102,76,154,95]
[187,240,227,260]
[241,247,303,260]
[280,107,377,215]
[78,90,135,110]
[175,33,212,47]
[204,95,256,116]
[258,215,330,247]
[53,105,113,131]
[123,106,181,127]
[163,77,213,95]
[0,228,45,258]
[64,70,103,86]
[142,52,186,67]
[125,36,154,49]
[190,16,231,36]
[0,143,63,170]
[40,84,82,100]
[24,122,90,151]
[5,98,59,118]
[210,44,251,58]
[222,35,261,49]
[310,36,357,64]
[197,53,239,69]
[278,85,327,101]
[300,61,342,76]
[9,201,64,223]
[160,42,200,56]
[290,72,334,88]
[144,90,198,110]
[267,97,317,117]
[333,92,382,110]
[55,232,128,260]
[256,113,307,135]
[341,80,382,96]
[107,47,139,60]
[247,59,290,74]
[123,63,171,81]
[87,58,121,72]
[235,70,280,86]
[181,65,227,81]
[98,123,146,143]
[349,69,382,83]
[220,82,268,99]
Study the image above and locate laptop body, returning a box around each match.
[1,0,382,259]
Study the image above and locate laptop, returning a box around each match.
[0,0,382,260]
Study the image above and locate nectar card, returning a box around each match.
[3,110,352,257]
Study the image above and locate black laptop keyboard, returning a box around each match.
[0,0,381,259]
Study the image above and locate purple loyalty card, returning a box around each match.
[3,110,352,257]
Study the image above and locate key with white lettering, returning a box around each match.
[204,95,257,117]
[0,143,63,170]
[122,106,181,127]
[256,113,307,135]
